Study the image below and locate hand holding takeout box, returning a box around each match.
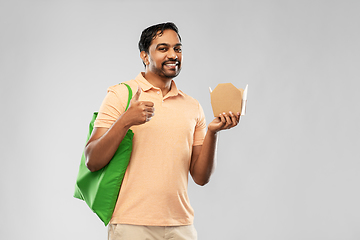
[209,83,248,117]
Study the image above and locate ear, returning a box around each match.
[140,51,149,66]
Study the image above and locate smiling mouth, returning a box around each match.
[163,62,180,69]
[165,63,177,67]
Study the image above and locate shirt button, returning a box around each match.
[157,91,160,94]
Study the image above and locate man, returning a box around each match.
[85,22,240,240]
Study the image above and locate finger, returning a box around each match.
[133,85,141,101]
[236,112,241,122]
[145,113,154,122]
[146,111,154,118]
[229,111,237,126]
[219,113,226,125]
[144,106,155,113]
[223,112,232,126]
[218,113,227,129]
[142,101,154,107]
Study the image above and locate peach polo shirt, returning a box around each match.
[94,72,207,226]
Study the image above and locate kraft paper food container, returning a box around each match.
[209,83,248,117]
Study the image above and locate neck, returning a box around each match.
[143,71,172,96]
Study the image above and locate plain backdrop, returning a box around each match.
[1,0,359,239]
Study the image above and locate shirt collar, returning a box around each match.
[135,72,184,97]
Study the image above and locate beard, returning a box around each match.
[150,61,181,79]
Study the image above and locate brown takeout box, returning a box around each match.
[210,83,248,117]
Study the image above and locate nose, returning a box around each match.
[167,48,178,60]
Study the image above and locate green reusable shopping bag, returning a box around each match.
[74,83,133,226]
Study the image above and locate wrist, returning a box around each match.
[207,127,219,135]
[117,112,132,130]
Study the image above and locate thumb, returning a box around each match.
[132,85,141,101]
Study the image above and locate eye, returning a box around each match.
[158,47,167,52]
[175,47,182,53]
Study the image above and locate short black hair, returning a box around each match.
[138,22,181,53]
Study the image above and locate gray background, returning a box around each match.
[1,0,359,239]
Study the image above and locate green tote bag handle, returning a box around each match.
[74,83,133,226]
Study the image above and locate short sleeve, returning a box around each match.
[94,84,130,129]
[193,102,207,146]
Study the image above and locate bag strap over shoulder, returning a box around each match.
[121,83,133,111]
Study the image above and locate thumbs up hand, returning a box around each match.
[123,86,155,126]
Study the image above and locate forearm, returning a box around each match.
[85,86,154,172]
[191,129,219,185]
[85,114,131,172]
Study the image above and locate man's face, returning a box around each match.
[145,29,182,79]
